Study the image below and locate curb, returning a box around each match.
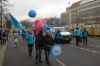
[0,45,7,66]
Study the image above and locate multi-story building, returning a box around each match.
[65,7,72,26]
[61,12,68,26]
[61,1,81,27]
[60,7,72,26]
[63,0,100,26]
[79,0,100,25]
[70,1,80,25]
[45,17,60,27]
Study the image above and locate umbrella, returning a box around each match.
[33,19,46,35]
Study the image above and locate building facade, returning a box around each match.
[79,0,100,25]
[61,12,68,26]
[70,1,80,25]
[66,7,71,26]
[64,0,100,26]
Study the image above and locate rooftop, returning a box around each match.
[71,1,81,8]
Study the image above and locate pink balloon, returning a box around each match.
[33,19,46,35]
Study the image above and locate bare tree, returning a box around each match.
[0,0,12,28]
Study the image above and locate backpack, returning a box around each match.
[82,31,88,37]
[55,32,61,39]
[2,32,7,37]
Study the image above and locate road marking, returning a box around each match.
[90,45,100,48]
[80,48,85,50]
[90,50,100,54]
[69,45,100,55]
[85,49,91,51]
[0,45,7,66]
[95,46,100,48]
[55,59,67,66]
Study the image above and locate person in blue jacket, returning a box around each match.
[74,28,82,47]
[55,29,61,43]
[79,28,84,43]
[26,29,35,56]
[82,29,88,47]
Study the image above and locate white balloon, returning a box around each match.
[51,45,62,58]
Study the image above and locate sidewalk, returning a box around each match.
[0,38,12,66]
[0,41,3,48]
[0,45,7,66]
[0,45,3,49]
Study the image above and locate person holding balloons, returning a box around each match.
[55,29,62,43]
[35,30,44,64]
[43,30,54,65]
[35,30,53,65]
[28,10,62,64]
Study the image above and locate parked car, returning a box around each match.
[49,28,56,33]
[60,31,72,44]
[49,27,72,44]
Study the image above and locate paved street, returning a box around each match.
[3,37,100,66]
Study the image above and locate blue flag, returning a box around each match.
[9,13,23,29]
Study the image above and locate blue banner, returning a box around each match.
[9,13,23,29]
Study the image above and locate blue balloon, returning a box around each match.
[28,10,36,18]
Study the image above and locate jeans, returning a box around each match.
[28,44,33,56]
[35,47,51,64]
[75,36,80,47]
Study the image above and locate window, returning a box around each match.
[92,3,95,6]
[98,2,100,5]
[93,3,96,6]
[90,4,92,7]
[95,3,97,6]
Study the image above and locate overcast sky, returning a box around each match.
[9,0,80,21]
